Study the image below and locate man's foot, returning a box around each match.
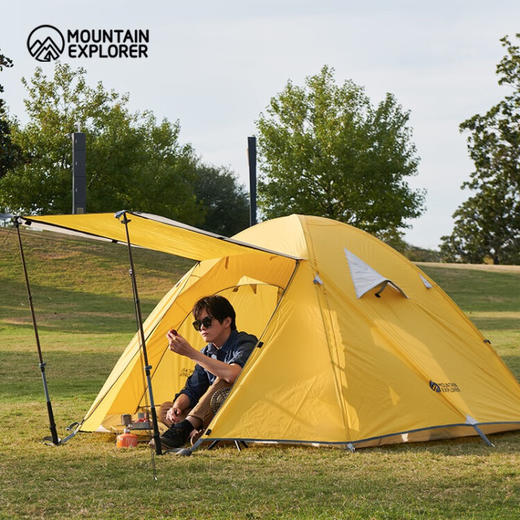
[150,420,193,450]
[189,428,204,446]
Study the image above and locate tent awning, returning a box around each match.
[22,212,300,262]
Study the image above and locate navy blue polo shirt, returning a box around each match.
[177,330,258,407]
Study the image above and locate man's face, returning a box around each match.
[196,308,231,347]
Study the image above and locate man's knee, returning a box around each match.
[158,401,174,427]
[187,378,233,428]
[210,386,232,413]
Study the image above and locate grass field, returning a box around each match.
[0,227,519,520]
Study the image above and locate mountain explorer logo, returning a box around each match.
[27,26,149,60]
[27,25,65,62]
[429,380,461,393]
[429,381,441,393]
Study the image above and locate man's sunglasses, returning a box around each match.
[192,316,214,331]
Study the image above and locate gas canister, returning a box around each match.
[116,428,138,448]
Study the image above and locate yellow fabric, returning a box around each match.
[208,216,520,444]
[44,213,520,446]
[25,212,295,261]
[82,252,296,431]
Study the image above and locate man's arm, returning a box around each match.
[167,393,191,423]
[190,350,242,384]
[167,332,241,384]
[167,360,211,423]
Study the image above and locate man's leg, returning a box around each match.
[187,377,232,430]
[154,378,232,450]
[158,400,191,428]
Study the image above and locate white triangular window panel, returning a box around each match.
[344,248,407,299]
[420,274,433,289]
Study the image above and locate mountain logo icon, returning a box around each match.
[27,25,65,62]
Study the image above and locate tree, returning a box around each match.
[192,164,250,236]
[0,63,202,225]
[256,66,425,239]
[441,35,520,264]
[0,50,22,180]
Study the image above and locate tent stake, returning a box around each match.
[14,216,61,446]
[115,211,162,456]
[473,425,495,447]
[465,415,495,447]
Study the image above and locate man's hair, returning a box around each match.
[192,295,237,330]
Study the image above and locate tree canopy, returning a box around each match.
[192,164,250,236]
[0,63,249,237]
[256,66,425,240]
[0,50,22,180]
[0,64,201,222]
[441,35,520,264]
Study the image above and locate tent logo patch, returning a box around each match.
[430,380,461,393]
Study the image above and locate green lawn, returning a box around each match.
[0,228,519,520]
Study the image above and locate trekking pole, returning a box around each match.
[14,216,60,446]
[115,211,162,456]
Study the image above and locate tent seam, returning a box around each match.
[298,215,352,442]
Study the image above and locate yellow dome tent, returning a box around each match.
[26,212,520,449]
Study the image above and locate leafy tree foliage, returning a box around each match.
[256,66,425,239]
[0,63,251,236]
[192,164,250,236]
[441,35,520,264]
[0,64,201,224]
[0,50,22,180]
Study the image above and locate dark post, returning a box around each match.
[72,132,86,214]
[247,136,257,226]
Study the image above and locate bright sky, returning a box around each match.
[1,1,519,248]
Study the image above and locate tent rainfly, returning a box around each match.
[25,212,520,449]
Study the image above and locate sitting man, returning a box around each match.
[155,295,257,450]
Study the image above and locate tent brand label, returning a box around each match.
[179,368,192,378]
[27,25,149,62]
[429,380,461,393]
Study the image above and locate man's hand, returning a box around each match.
[166,393,191,423]
[165,404,184,423]
[166,328,241,384]
[167,330,197,359]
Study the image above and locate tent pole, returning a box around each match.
[115,211,162,456]
[14,216,60,446]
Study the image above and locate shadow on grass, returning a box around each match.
[71,239,194,278]
[0,278,161,334]
[0,227,193,276]
[377,429,520,458]
[0,351,121,401]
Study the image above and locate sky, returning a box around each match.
[1,1,519,248]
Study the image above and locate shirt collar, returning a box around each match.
[207,329,237,354]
